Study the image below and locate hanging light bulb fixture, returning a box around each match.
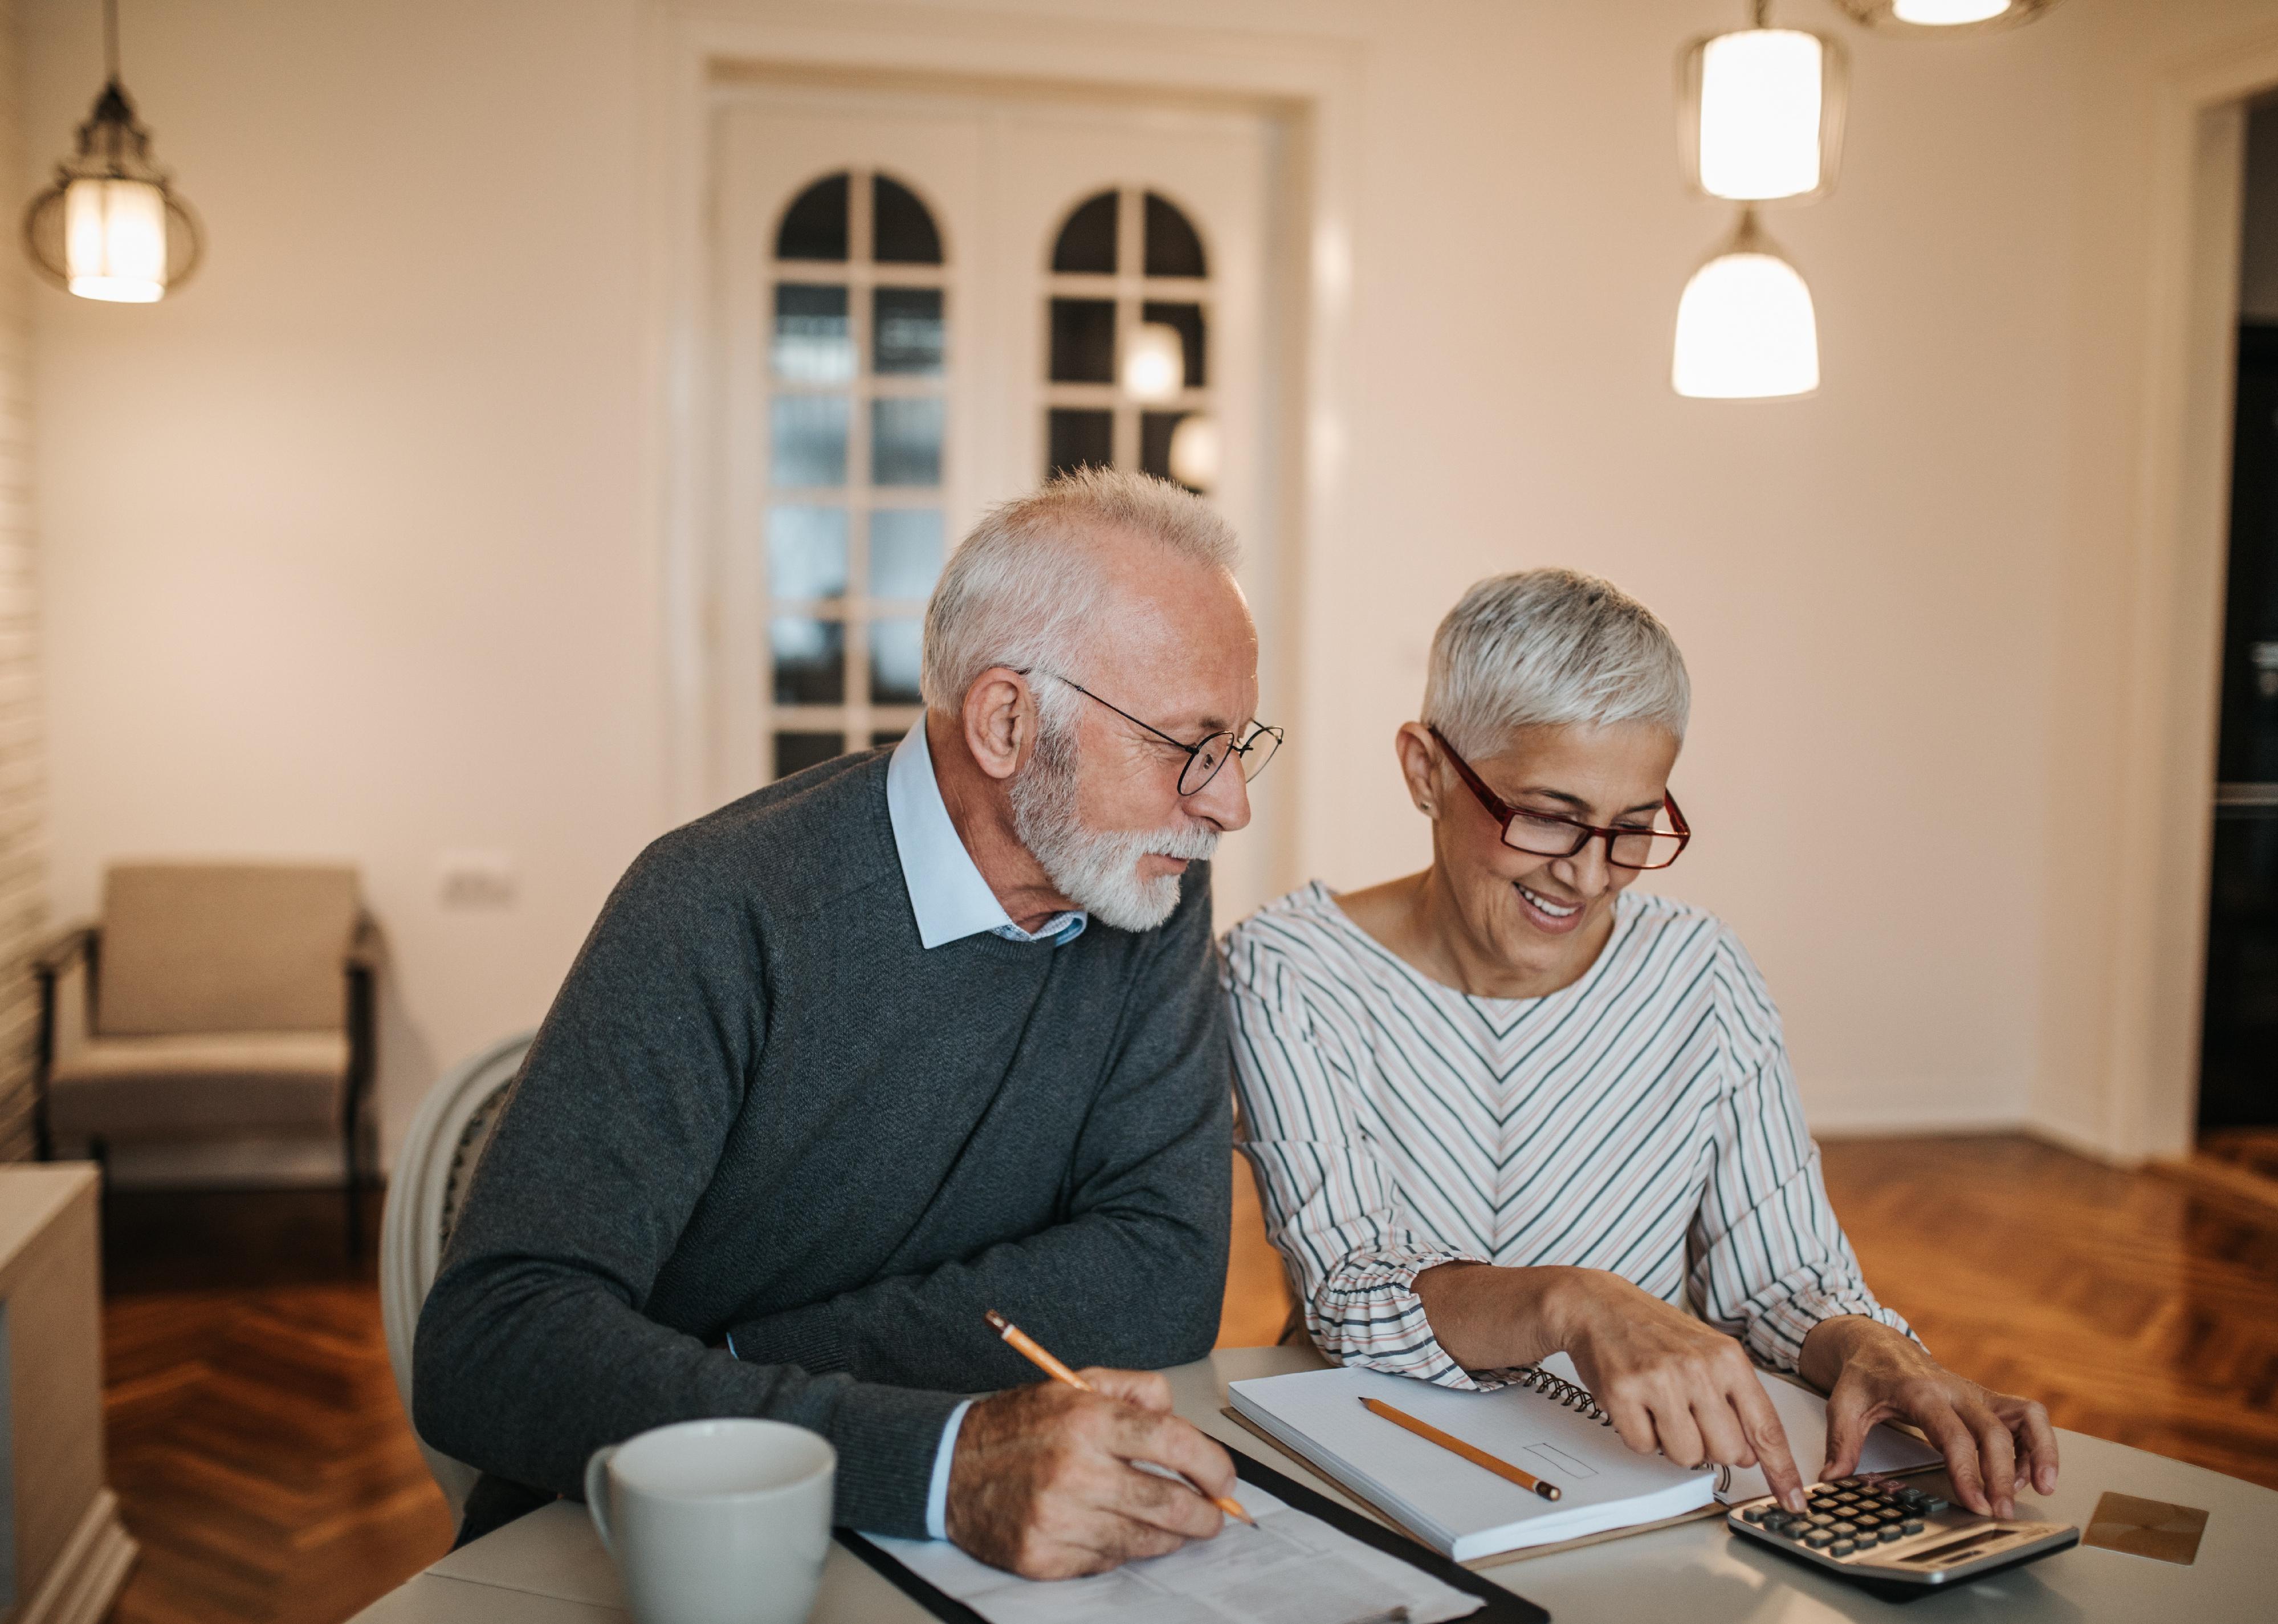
[23,0,202,303]
[1834,0,2064,34]
[1672,209,1819,400]
[1122,322,1185,404]
[1679,0,1847,203]
[1166,414,1220,492]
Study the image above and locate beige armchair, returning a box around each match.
[34,863,378,1253]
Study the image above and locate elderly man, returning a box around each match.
[415,470,1280,1578]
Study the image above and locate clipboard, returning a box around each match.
[836,1447,1552,1624]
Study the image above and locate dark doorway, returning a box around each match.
[2201,320,2278,1133]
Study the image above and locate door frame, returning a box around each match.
[2065,27,2278,1162]
[638,0,1364,917]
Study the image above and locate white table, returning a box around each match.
[353,1345,2278,1623]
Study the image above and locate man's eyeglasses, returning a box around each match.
[1024,670,1283,798]
[1428,726,1690,871]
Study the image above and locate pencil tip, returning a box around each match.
[983,1308,1008,1331]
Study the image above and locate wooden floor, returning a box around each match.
[1819,1135,2278,1494]
[2201,1125,2278,1185]
[100,1189,453,1624]
[94,1135,2278,1623]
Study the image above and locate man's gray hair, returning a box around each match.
[920,467,1240,717]
[1422,568,1690,757]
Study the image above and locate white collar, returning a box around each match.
[886,721,1087,950]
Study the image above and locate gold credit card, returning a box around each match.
[2081,1492,2209,1565]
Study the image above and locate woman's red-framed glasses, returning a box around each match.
[1427,726,1691,871]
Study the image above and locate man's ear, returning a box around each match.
[961,667,1036,784]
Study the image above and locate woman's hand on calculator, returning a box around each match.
[1800,1316,2060,1519]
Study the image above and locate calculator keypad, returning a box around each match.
[1729,1472,2077,1588]
[1743,1473,1943,1553]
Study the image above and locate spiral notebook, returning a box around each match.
[1228,1353,1940,1563]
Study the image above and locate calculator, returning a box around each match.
[1726,1471,2078,1596]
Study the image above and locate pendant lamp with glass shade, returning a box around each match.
[1672,210,1819,400]
[1122,322,1185,404]
[1679,0,1847,203]
[1833,0,2064,34]
[23,0,202,303]
[1166,414,1220,492]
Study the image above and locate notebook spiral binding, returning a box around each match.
[1511,1364,1615,1426]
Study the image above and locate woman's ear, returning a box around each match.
[961,668,1036,783]
[1394,723,1440,818]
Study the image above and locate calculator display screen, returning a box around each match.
[1901,1529,2008,1566]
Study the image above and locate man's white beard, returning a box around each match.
[1009,724,1219,932]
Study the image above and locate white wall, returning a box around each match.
[26,0,659,1176]
[1277,0,2075,1136]
[23,0,2278,1176]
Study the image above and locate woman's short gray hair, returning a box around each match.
[920,467,1240,719]
[1421,569,1690,757]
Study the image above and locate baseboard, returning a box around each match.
[1804,1098,2027,1137]
[17,1490,137,1624]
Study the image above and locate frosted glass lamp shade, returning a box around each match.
[1680,28,1846,203]
[1123,322,1184,402]
[1894,0,2011,20]
[63,176,166,301]
[23,80,202,303]
[1833,0,2059,32]
[1167,414,1220,491]
[1672,221,1819,400]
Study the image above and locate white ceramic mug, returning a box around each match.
[584,1418,836,1624]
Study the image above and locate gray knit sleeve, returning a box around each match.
[411,827,963,1537]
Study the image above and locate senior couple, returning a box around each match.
[417,470,2055,1580]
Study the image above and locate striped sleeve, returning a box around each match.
[1688,935,1915,1370]
[1223,938,1491,1388]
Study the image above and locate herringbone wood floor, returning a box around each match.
[96,1137,2278,1623]
[100,1190,453,1624]
[1819,1135,2278,1494]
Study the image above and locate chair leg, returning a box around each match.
[87,1135,109,1235]
[343,1093,362,1263]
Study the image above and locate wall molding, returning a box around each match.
[1807,1100,2028,1139]
[14,1490,135,1624]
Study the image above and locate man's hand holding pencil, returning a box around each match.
[942,1312,1244,1580]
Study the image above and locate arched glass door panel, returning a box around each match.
[764,170,950,780]
[1042,188,1216,493]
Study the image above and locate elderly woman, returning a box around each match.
[1225,569,2056,1520]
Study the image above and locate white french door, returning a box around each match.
[709,78,1282,923]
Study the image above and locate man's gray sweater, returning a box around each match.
[413,750,1232,1537]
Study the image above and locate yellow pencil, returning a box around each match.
[983,1308,1256,1527]
[1360,1396,1562,1501]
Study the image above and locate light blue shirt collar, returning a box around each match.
[886,721,1086,950]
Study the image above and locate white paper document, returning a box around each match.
[866,1481,1484,1624]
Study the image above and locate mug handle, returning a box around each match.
[584,1445,618,1553]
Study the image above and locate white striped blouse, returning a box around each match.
[1223,881,1910,1391]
